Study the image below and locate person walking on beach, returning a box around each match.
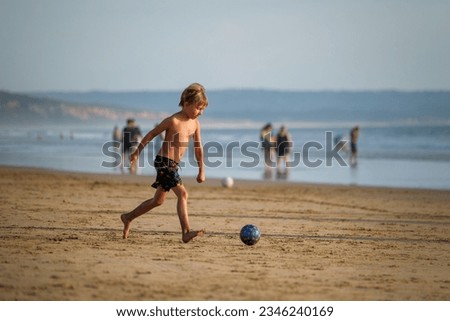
[350,125,360,167]
[121,83,208,243]
[122,119,142,174]
[276,125,292,177]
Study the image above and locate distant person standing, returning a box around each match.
[276,125,292,177]
[122,119,142,174]
[260,123,274,177]
[350,125,360,167]
[112,125,122,169]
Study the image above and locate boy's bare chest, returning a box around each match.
[169,121,197,141]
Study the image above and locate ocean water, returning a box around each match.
[0,123,450,189]
[1,90,450,189]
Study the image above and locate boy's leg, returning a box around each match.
[171,184,204,243]
[121,187,167,239]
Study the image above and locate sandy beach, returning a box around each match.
[1,165,449,301]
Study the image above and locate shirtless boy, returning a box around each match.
[121,83,208,243]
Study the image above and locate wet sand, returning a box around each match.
[1,166,449,300]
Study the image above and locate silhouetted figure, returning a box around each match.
[350,126,360,167]
[112,125,122,169]
[122,119,142,174]
[260,123,275,178]
[276,125,292,178]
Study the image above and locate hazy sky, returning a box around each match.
[1,0,450,92]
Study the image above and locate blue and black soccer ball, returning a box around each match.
[240,224,261,246]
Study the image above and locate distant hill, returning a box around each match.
[30,90,180,111]
[31,89,450,123]
[0,91,166,127]
[3,90,449,128]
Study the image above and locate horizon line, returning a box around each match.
[4,87,450,94]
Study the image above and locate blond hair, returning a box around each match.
[178,83,208,108]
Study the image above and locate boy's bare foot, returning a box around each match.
[121,214,131,239]
[182,229,205,243]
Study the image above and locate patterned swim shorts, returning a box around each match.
[151,155,182,191]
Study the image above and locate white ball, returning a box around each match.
[221,177,234,188]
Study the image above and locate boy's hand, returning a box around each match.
[196,172,205,183]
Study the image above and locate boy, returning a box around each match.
[121,83,208,243]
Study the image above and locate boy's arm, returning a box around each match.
[130,118,169,163]
[194,121,205,183]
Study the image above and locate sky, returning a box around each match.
[1,0,450,92]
